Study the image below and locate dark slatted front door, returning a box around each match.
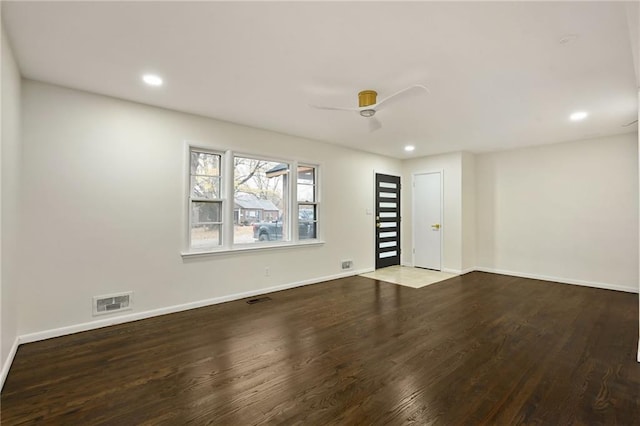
[375,173,401,269]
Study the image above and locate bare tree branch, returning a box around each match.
[234,159,264,188]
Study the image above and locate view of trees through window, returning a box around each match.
[190,151,222,248]
[234,157,289,244]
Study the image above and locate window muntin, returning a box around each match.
[234,157,290,244]
[190,150,223,248]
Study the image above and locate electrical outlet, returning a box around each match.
[341,260,353,270]
[265,267,270,277]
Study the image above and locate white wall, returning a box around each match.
[402,152,464,272]
[625,2,639,84]
[476,133,639,292]
[18,80,401,336]
[461,152,476,271]
[1,25,21,383]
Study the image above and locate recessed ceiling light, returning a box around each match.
[570,111,588,121]
[404,145,415,152]
[142,74,163,87]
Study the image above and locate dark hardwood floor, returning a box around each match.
[2,272,639,425]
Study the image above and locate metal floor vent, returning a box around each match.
[246,296,272,305]
[93,292,133,316]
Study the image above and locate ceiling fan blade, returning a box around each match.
[309,104,361,112]
[374,84,430,111]
[368,116,382,132]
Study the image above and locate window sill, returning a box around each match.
[181,240,325,259]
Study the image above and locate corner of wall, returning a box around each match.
[1,22,23,390]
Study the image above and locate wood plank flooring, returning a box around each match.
[2,272,639,424]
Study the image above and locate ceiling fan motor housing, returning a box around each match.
[358,90,377,107]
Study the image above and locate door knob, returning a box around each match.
[431,223,441,230]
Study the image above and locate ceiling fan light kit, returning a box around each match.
[358,90,378,117]
[358,90,377,107]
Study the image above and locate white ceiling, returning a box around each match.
[2,1,638,159]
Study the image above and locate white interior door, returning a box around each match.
[413,172,442,270]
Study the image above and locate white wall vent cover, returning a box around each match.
[341,260,353,270]
[93,292,133,316]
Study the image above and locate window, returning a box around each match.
[297,165,317,240]
[187,147,319,252]
[189,150,223,248]
[234,156,289,244]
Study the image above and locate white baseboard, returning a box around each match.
[475,267,639,294]
[18,268,370,345]
[637,339,640,363]
[1,337,20,390]
[460,267,475,275]
[442,268,462,274]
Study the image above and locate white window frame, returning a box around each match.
[296,164,319,241]
[188,147,225,250]
[182,142,323,257]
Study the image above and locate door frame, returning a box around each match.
[373,170,402,269]
[412,170,444,270]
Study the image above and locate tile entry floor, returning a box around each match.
[360,265,458,288]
